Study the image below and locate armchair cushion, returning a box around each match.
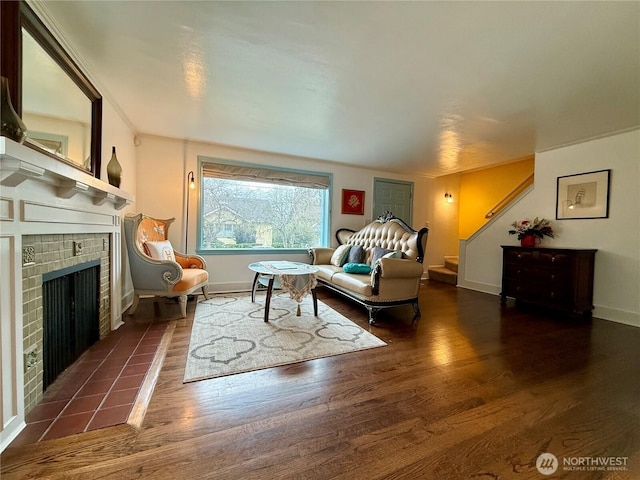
[144,240,176,261]
[175,252,206,270]
[173,268,209,293]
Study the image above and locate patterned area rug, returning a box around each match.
[183,291,386,382]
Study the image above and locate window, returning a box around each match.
[198,159,331,252]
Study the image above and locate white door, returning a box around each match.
[373,178,413,224]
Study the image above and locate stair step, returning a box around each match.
[444,256,459,273]
[427,266,458,286]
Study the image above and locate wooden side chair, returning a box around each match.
[123,213,210,318]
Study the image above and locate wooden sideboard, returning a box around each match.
[501,246,597,316]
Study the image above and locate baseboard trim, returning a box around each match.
[457,283,639,328]
[457,280,501,296]
[209,281,253,293]
[593,305,640,327]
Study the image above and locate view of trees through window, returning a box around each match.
[201,177,327,249]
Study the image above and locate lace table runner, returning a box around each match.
[260,262,318,302]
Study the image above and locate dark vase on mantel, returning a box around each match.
[1,76,28,144]
[107,146,122,188]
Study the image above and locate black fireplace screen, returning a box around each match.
[42,260,100,390]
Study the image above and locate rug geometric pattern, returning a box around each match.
[184,291,386,383]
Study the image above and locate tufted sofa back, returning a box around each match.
[337,217,428,264]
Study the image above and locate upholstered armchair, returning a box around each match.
[123,213,210,318]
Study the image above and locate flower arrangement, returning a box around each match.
[508,217,554,240]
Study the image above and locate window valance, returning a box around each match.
[201,162,330,189]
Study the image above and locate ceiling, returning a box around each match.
[36,1,639,177]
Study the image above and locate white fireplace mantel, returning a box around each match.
[0,137,133,209]
[0,136,134,452]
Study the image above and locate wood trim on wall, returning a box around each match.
[0,0,21,112]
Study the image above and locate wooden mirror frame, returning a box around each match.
[1,0,102,177]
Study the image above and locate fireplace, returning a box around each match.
[42,260,101,390]
[1,137,133,452]
[22,234,112,410]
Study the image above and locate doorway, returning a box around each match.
[372,178,413,224]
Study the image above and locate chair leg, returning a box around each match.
[128,294,140,315]
[178,295,188,318]
[202,284,211,300]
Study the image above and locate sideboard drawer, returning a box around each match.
[539,251,571,267]
[500,246,597,316]
[504,249,535,264]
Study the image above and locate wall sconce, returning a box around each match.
[188,171,195,190]
[444,193,453,204]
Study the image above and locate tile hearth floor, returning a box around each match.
[11,319,171,447]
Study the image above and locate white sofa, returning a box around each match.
[309,212,428,325]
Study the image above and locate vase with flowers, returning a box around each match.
[508,217,554,247]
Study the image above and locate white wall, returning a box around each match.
[100,97,137,309]
[460,129,640,326]
[101,101,137,200]
[134,135,437,291]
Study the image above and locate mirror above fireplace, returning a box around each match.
[0,0,103,177]
[22,28,94,169]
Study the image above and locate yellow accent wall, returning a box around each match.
[458,157,534,239]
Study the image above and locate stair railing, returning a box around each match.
[484,173,534,218]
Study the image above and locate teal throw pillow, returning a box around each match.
[343,263,372,274]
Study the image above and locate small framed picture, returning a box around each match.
[556,169,610,219]
[341,189,365,215]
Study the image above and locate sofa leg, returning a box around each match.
[368,308,380,326]
[411,301,421,323]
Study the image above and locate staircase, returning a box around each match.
[428,256,458,285]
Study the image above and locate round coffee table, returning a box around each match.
[248,261,319,322]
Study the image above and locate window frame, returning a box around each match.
[195,156,332,255]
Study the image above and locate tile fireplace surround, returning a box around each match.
[0,137,134,452]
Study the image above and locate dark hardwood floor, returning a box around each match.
[2,281,639,479]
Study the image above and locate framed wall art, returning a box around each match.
[556,169,610,220]
[341,189,365,215]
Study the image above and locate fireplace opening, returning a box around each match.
[42,259,101,390]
